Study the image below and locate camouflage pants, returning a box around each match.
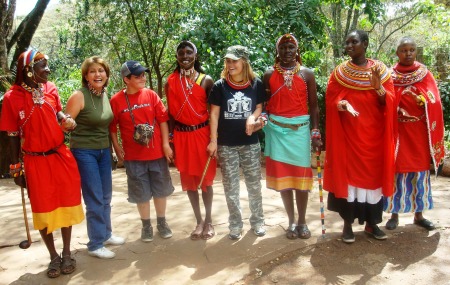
[217,143,264,231]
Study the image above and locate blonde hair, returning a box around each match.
[81,56,110,88]
[220,58,256,82]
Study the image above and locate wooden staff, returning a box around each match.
[316,151,326,238]
[197,156,212,190]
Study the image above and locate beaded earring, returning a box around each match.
[27,71,33,77]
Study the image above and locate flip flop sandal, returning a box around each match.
[47,256,61,278]
[297,224,311,239]
[61,254,77,275]
[190,222,204,240]
[202,223,215,240]
[286,224,298,240]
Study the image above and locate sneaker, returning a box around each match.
[365,224,387,240]
[253,225,266,237]
[229,228,242,240]
[141,226,153,242]
[342,226,355,243]
[104,235,125,245]
[88,247,115,259]
[157,222,173,239]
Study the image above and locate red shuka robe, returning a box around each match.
[323,59,398,199]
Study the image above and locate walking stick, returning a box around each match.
[19,186,32,249]
[197,156,212,190]
[316,151,326,238]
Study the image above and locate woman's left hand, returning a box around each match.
[368,65,382,90]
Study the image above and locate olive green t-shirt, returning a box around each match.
[70,87,113,149]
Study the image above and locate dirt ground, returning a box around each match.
[0,166,449,285]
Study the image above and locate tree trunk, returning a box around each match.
[0,0,16,72]
[9,0,51,70]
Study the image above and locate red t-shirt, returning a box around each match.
[110,88,169,161]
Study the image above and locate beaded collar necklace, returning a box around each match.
[391,62,427,87]
[275,62,301,90]
[21,82,44,105]
[334,59,390,90]
[226,74,250,90]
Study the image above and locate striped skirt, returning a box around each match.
[383,171,433,213]
[265,157,313,192]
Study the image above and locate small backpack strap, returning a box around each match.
[195,73,206,85]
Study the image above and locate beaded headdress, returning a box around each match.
[15,50,47,85]
[275,34,302,65]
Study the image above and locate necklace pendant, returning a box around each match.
[32,89,44,105]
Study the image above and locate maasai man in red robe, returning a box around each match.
[384,37,445,231]
[324,30,397,243]
[263,34,322,239]
[0,50,84,278]
[165,41,217,240]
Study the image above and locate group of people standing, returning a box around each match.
[0,30,445,278]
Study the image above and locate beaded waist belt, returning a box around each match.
[23,143,62,156]
[269,117,309,130]
[175,120,209,132]
[398,114,425,123]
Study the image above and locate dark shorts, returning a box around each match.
[124,158,174,203]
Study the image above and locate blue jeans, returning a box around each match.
[71,148,112,251]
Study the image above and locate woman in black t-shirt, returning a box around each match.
[208,45,265,240]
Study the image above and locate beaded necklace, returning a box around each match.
[275,63,301,90]
[226,74,250,90]
[180,67,197,94]
[21,82,44,105]
[175,69,202,119]
[392,63,427,87]
[87,83,105,110]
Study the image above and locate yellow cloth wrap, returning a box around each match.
[32,204,85,234]
[266,176,313,192]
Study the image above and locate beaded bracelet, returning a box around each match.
[258,114,268,127]
[9,163,23,177]
[311,129,321,139]
[61,114,72,123]
[209,140,217,143]
[169,133,174,143]
[375,86,386,97]
[337,100,347,111]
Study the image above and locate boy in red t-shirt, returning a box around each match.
[110,61,174,242]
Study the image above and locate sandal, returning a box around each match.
[414,218,435,231]
[47,256,61,278]
[61,254,76,275]
[286,224,298,240]
[385,218,399,230]
[297,224,311,239]
[202,223,215,240]
[190,221,205,240]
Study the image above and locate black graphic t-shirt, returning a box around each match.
[209,78,264,146]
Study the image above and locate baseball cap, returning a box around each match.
[120,60,150,78]
[224,45,249,61]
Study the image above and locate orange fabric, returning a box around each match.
[265,157,312,191]
[0,83,84,233]
[323,60,397,198]
[266,70,308,117]
[392,62,445,172]
[166,71,216,189]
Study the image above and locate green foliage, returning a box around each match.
[439,81,450,135]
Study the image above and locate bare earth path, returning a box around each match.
[0,167,449,285]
